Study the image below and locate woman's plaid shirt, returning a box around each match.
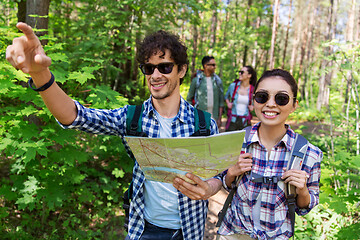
[218,123,322,240]
[59,96,221,240]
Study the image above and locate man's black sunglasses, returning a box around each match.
[253,91,295,106]
[139,62,174,75]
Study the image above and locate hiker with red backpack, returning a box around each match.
[225,66,257,131]
[217,69,323,239]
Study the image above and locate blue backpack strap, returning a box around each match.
[286,133,309,238]
[244,126,252,145]
[287,134,309,171]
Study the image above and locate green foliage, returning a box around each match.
[1,24,131,238]
[2,0,360,238]
[286,40,360,239]
[295,204,353,239]
[305,41,360,238]
[290,101,327,122]
[336,222,360,240]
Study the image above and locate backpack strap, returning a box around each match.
[286,134,309,198]
[126,105,147,137]
[231,81,241,103]
[192,108,211,136]
[216,126,252,227]
[285,133,309,237]
[123,104,146,231]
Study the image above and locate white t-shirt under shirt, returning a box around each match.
[235,94,249,116]
[206,77,214,117]
[143,110,181,230]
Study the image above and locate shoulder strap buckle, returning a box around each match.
[192,108,210,136]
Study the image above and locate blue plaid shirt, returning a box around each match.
[59,96,220,240]
[218,123,323,240]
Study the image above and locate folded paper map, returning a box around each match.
[125,130,245,183]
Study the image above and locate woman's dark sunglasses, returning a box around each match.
[254,91,295,106]
[239,70,244,75]
[139,62,174,75]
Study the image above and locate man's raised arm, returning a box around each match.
[6,22,77,125]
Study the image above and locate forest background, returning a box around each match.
[0,0,359,239]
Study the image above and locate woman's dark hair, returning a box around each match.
[202,56,215,67]
[136,30,189,84]
[244,65,257,87]
[255,69,298,104]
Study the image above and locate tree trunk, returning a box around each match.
[191,24,199,77]
[198,11,205,59]
[343,0,355,110]
[317,0,335,110]
[263,49,269,72]
[243,0,253,66]
[269,0,280,69]
[290,10,302,75]
[132,13,142,92]
[352,82,360,155]
[26,0,50,38]
[252,16,261,68]
[346,0,356,42]
[281,0,292,69]
[357,6,360,40]
[298,1,313,99]
[112,3,133,97]
[219,1,231,78]
[351,85,360,154]
[17,0,27,23]
[210,0,219,49]
[303,4,317,106]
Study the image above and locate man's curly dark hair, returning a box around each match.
[136,30,189,85]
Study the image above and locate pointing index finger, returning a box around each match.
[16,22,37,41]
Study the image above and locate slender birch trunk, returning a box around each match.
[269,0,280,69]
[282,0,292,69]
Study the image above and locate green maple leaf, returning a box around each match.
[18,106,37,117]
[16,194,36,211]
[21,176,39,193]
[68,71,95,84]
[23,148,37,164]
